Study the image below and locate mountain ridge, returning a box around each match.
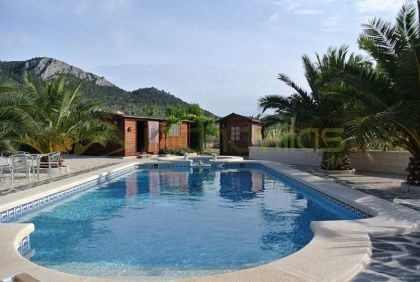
[0,57,215,117]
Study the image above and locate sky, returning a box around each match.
[0,0,405,116]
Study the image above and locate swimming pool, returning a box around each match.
[16,165,362,279]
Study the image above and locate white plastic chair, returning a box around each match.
[0,156,15,185]
[40,152,62,178]
[11,154,32,183]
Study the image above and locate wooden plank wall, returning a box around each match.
[159,123,189,150]
[124,118,137,156]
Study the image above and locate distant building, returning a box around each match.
[218,113,263,156]
[85,114,193,157]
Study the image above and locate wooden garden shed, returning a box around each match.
[85,114,192,157]
[218,113,263,156]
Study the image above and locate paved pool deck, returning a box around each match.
[0,159,419,281]
[291,166,420,281]
[0,155,126,196]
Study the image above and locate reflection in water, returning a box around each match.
[188,168,215,194]
[148,169,161,196]
[125,175,138,198]
[158,170,189,192]
[251,173,263,192]
[131,169,216,199]
[219,169,265,201]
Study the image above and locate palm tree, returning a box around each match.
[259,47,367,169]
[340,0,420,185]
[0,85,34,153]
[20,76,118,154]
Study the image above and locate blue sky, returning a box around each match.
[0,0,404,116]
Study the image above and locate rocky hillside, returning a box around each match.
[0,57,215,117]
[26,57,115,87]
[0,57,114,87]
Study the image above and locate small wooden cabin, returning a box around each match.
[218,113,263,156]
[85,114,192,157]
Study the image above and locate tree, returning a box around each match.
[341,0,420,185]
[186,103,217,152]
[202,117,218,149]
[163,106,186,149]
[139,105,161,116]
[0,85,34,153]
[19,76,118,153]
[259,47,366,169]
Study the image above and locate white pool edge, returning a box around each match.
[0,160,419,282]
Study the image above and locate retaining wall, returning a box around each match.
[248,147,323,166]
[249,147,411,175]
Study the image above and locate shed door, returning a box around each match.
[147,121,159,153]
[227,126,241,155]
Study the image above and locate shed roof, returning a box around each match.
[217,113,263,124]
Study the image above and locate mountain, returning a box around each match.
[0,57,215,117]
[0,57,114,87]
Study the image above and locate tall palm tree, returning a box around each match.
[259,47,367,169]
[20,76,118,154]
[340,0,420,185]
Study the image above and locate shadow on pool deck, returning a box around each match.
[291,165,420,281]
[292,165,420,212]
[0,163,119,197]
[353,232,420,281]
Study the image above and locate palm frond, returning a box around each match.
[277,73,310,101]
[358,18,399,76]
[396,0,419,44]
[258,95,291,113]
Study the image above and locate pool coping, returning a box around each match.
[0,160,419,282]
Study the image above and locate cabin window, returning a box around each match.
[168,124,181,136]
[230,126,240,141]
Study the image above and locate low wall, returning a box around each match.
[248,147,323,166]
[350,151,410,175]
[249,147,411,175]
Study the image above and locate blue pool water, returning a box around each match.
[17,166,361,278]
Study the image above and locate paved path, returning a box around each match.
[292,166,420,281]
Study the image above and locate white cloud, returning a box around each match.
[262,0,324,24]
[294,9,323,15]
[265,12,281,25]
[321,14,351,32]
[355,0,403,13]
[282,0,302,12]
